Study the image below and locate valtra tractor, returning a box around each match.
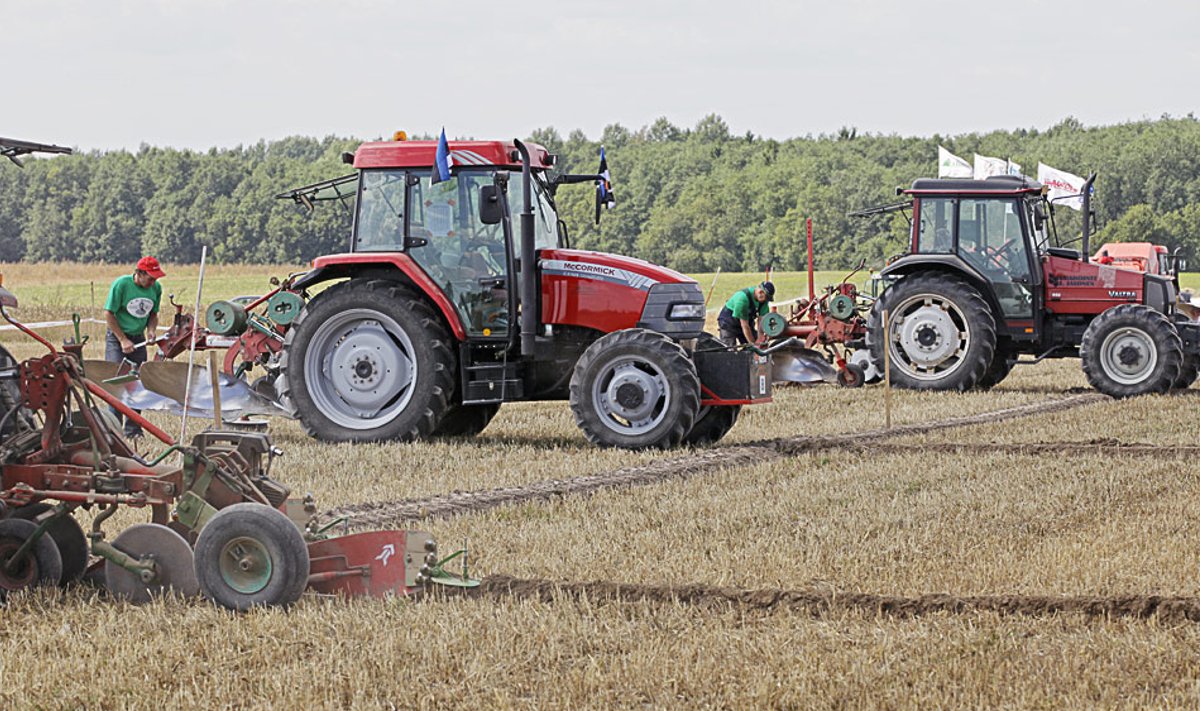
[862,174,1199,396]
[244,136,772,449]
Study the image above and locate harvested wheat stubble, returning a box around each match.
[471,575,1200,623]
[329,392,1105,528]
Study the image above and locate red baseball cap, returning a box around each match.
[136,256,166,279]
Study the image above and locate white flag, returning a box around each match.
[1037,162,1086,211]
[938,146,972,178]
[974,154,1021,179]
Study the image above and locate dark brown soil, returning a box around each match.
[468,575,1200,623]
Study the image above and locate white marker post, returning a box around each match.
[179,247,208,445]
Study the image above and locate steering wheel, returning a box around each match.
[984,238,1018,272]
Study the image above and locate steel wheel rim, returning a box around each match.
[591,357,671,435]
[304,308,416,429]
[888,293,971,380]
[219,536,273,595]
[1100,326,1158,385]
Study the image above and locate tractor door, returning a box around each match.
[407,173,510,338]
[956,198,1036,322]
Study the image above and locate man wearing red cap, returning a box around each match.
[103,256,166,438]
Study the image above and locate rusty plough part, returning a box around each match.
[0,282,474,609]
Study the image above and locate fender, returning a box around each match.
[292,253,467,341]
[880,253,1006,319]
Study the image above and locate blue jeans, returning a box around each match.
[105,330,147,437]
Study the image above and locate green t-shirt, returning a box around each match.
[724,287,769,322]
[104,274,161,335]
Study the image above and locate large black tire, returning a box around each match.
[432,403,501,437]
[0,344,34,438]
[278,279,456,442]
[0,518,63,598]
[1081,304,1183,398]
[569,328,701,449]
[193,503,310,611]
[10,504,88,585]
[975,342,1015,390]
[682,333,741,446]
[866,272,996,391]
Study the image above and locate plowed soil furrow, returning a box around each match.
[840,440,1200,458]
[328,393,1105,528]
[468,574,1200,623]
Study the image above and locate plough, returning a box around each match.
[0,280,476,609]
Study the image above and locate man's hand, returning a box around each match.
[120,338,135,354]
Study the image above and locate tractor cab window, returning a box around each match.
[408,171,509,338]
[507,174,559,250]
[958,198,1033,318]
[916,198,955,253]
[354,170,406,251]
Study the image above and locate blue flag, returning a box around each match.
[432,128,452,184]
[595,146,614,224]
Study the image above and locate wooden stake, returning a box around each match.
[704,267,722,307]
[209,350,222,429]
[883,308,892,430]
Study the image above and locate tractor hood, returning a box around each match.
[539,248,696,290]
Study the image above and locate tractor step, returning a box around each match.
[461,362,523,404]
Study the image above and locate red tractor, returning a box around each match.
[261,137,770,449]
[863,174,1198,395]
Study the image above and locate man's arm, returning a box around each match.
[146,311,159,344]
[740,319,755,344]
[105,311,134,354]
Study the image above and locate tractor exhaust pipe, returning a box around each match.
[513,139,537,356]
[1080,172,1097,262]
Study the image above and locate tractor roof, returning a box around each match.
[353,140,553,171]
[906,175,1043,196]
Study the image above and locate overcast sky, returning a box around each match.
[4,0,1197,151]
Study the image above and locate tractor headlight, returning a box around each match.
[669,303,705,320]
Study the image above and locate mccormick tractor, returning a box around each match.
[863,174,1198,396]
[262,137,770,449]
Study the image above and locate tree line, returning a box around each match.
[3,115,1200,271]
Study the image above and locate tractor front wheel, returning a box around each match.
[279,279,456,442]
[194,503,310,611]
[1081,304,1182,398]
[866,273,996,391]
[570,329,700,449]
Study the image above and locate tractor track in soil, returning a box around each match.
[458,575,1200,623]
[327,392,1108,529]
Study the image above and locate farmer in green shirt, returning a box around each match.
[104,256,165,438]
[717,281,774,346]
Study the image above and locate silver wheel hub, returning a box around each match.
[1100,327,1157,385]
[593,359,670,435]
[305,311,416,429]
[889,295,970,380]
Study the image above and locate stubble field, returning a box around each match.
[2,262,1200,709]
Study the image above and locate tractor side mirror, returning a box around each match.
[1033,203,1048,229]
[479,185,503,225]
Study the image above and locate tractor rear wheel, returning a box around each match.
[570,328,700,449]
[682,334,740,446]
[1081,304,1182,398]
[194,503,310,611]
[866,273,996,391]
[0,518,63,598]
[279,279,456,442]
[433,403,501,437]
[975,343,1016,390]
